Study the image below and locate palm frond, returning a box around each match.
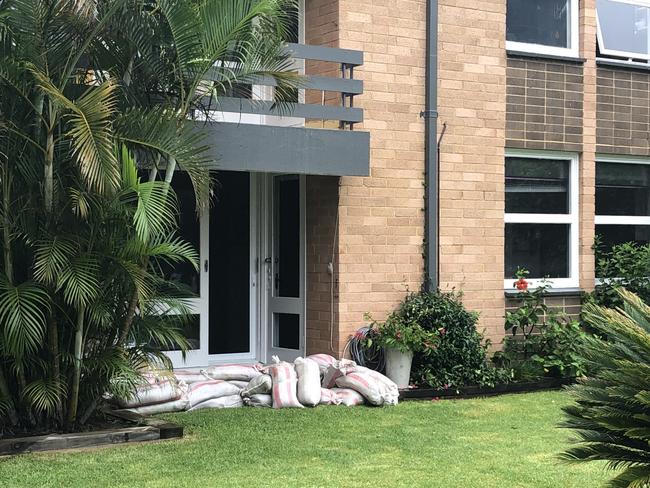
[0,277,49,358]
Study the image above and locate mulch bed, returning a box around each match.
[400,377,575,401]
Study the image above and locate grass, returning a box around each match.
[0,391,609,488]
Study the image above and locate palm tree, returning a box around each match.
[560,289,650,487]
[0,0,300,431]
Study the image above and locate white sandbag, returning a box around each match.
[321,359,357,388]
[306,353,337,375]
[117,380,183,408]
[243,394,273,408]
[319,388,342,406]
[355,366,400,403]
[120,398,189,416]
[188,394,243,411]
[335,370,398,406]
[331,388,365,407]
[186,380,241,408]
[201,364,262,381]
[240,374,272,397]
[294,357,321,407]
[173,370,209,384]
[266,358,303,409]
[229,380,249,390]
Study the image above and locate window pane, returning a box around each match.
[596,162,650,216]
[596,224,650,250]
[507,0,570,48]
[274,176,300,298]
[597,0,649,58]
[273,313,300,350]
[505,223,570,279]
[506,157,570,214]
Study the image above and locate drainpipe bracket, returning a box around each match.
[420,110,438,119]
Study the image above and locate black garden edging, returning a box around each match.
[0,411,183,456]
[399,377,576,401]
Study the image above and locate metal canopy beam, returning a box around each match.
[200,122,370,177]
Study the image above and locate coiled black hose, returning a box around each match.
[345,325,386,373]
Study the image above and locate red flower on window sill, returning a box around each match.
[514,277,529,291]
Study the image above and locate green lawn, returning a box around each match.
[0,391,610,487]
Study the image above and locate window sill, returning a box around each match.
[507,50,586,65]
[504,287,585,299]
[596,57,650,72]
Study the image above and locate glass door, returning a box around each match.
[266,174,306,361]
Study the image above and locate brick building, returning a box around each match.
[168,0,650,368]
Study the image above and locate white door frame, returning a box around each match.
[164,208,210,368]
[261,173,307,362]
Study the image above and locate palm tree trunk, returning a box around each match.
[2,170,13,283]
[67,305,85,427]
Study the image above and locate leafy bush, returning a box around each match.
[590,238,650,308]
[494,271,589,380]
[561,289,650,487]
[366,312,438,355]
[384,290,510,389]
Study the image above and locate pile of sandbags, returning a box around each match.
[112,355,399,415]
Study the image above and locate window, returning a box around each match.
[506,0,579,57]
[595,157,650,252]
[596,0,650,62]
[504,150,579,289]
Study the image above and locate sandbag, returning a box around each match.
[117,380,183,408]
[119,398,189,416]
[229,380,249,389]
[266,358,303,409]
[240,374,272,397]
[307,353,337,375]
[201,364,262,381]
[331,388,365,407]
[173,370,209,384]
[319,388,342,406]
[243,394,273,408]
[294,357,321,407]
[356,366,399,404]
[186,380,241,408]
[188,394,243,411]
[335,370,398,406]
[321,359,357,389]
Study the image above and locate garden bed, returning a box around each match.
[400,377,575,401]
[0,412,182,455]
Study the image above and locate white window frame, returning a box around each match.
[596,0,650,62]
[506,0,580,58]
[504,149,580,290]
[595,155,650,282]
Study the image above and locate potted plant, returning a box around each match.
[366,314,439,388]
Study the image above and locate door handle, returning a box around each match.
[204,259,209,272]
[264,257,272,264]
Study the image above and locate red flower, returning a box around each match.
[438,327,446,337]
[396,331,402,340]
[514,277,528,291]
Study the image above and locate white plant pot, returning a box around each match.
[385,348,413,388]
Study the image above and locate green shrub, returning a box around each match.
[494,271,589,380]
[388,290,509,389]
[590,238,650,309]
[561,289,650,487]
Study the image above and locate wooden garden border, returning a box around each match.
[0,411,182,455]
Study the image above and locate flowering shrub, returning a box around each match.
[494,267,589,380]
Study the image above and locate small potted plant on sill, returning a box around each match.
[366,313,439,388]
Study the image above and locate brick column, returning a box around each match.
[436,0,508,346]
[580,0,597,291]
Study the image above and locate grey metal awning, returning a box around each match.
[202,122,370,177]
